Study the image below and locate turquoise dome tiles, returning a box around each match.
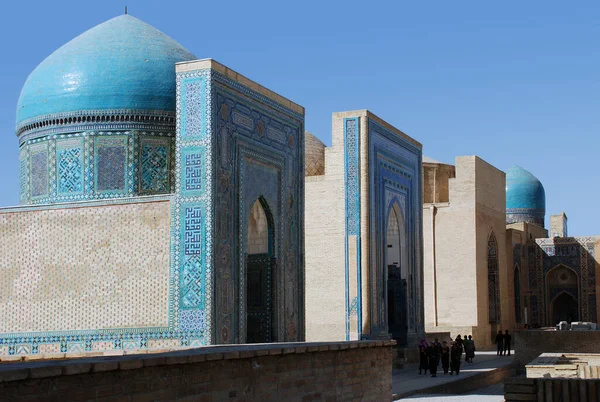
[17,15,195,205]
[16,15,196,141]
[506,166,546,226]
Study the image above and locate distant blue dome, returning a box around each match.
[506,166,546,226]
[16,15,196,130]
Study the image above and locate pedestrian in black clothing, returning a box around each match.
[455,334,464,348]
[503,330,512,356]
[495,330,504,356]
[427,342,439,377]
[434,338,442,368]
[450,342,462,375]
[441,341,450,374]
[418,344,428,375]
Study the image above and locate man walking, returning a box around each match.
[503,330,512,356]
[495,330,504,356]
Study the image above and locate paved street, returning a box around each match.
[399,382,504,401]
[393,350,513,399]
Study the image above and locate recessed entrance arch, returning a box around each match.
[386,201,407,345]
[547,265,579,325]
[245,197,275,343]
[550,292,578,325]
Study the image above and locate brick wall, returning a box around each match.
[0,340,394,402]
[515,330,600,369]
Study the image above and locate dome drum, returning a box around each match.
[20,131,174,205]
[17,109,175,144]
[15,15,196,205]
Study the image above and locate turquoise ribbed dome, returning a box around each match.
[506,166,546,226]
[16,15,196,126]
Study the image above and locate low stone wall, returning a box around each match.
[0,340,394,402]
[514,329,600,370]
[505,376,600,402]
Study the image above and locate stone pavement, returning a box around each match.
[392,350,514,400]
[399,382,504,401]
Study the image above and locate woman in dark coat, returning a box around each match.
[464,335,476,363]
[450,342,462,375]
[418,344,428,375]
[441,341,450,374]
[427,342,439,377]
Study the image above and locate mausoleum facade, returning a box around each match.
[1,15,305,356]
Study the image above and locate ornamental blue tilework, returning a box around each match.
[96,138,127,192]
[367,117,423,345]
[185,154,203,191]
[20,131,175,205]
[140,141,169,193]
[210,70,305,345]
[30,148,48,197]
[343,117,361,340]
[180,76,207,139]
[57,145,83,194]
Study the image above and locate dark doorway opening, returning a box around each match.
[246,198,275,343]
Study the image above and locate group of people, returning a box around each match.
[418,335,476,377]
[494,330,512,356]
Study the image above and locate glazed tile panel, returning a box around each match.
[0,200,170,333]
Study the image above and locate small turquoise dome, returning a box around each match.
[16,15,196,127]
[506,166,546,226]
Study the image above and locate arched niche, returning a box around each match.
[245,197,275,343]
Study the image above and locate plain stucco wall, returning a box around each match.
[424,156,507,348]
[304,144,346,341]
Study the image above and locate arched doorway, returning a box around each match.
[386,202,407,345]
[551,292,578,325]
[246,197,275,343]
[547,265,579,325]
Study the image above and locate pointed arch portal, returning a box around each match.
[386,201,407,345]
[245,197,275,343]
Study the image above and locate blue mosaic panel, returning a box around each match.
[185,154,203,191]
[181,76,207,139]
[184,207,203,256]
[180,310,206,332]
[30,150,48,197]
[181,256,204,308]
[344,118,360,236]
[57,147,83,194]
[140,142,169,193]
[19,154,27,202]
[179,147,206,197]
[96,138,127,192]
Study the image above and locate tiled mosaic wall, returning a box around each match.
[19,131,174,204]
[176,64,305,345]
[524,236,599,326]
[0,198,172,355]
[367,119,423,343]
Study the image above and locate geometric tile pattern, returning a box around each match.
[182,79,206,139]
[20,131,175,205]
[140,140,169,193]
[0,200,170,334]
[184,153,203,191]
[367,118,423,344]
[176,69,213,346]
[344,117,360,341]
[96,137,127,192]
[211,70,304,345]
[57,145,83,194]
[30,147,48,197]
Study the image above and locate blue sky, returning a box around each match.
[0,1,598,235]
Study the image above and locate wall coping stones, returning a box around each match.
[0,340,395,384]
